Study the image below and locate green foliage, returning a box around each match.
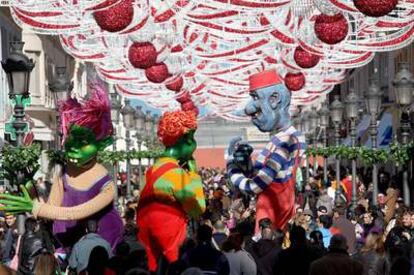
[2,144,41,186]
[46,149,164,166]
[306,142,414,166]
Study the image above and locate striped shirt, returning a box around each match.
[227,125,306,194]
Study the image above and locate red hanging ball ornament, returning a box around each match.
[293,46,320,69]
[285,72,305,91]
[181,101,199,116]
[314,13,349,45]
[93,0,134,32]
[176,91,191,104]
[128,42,157,69]
[165,76,184,92]
[145,63,170,84]
[353,0,398,17]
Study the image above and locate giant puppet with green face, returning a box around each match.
[136,110,206,273]
[0,86,123,249]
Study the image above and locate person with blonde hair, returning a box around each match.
[34,251,61,275]
[355,231,385,275]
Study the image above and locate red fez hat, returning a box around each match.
[249,69,282,91]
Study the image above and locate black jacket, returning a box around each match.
[186,242,230,275]
[246,239,282,275]
[17,231,46,275]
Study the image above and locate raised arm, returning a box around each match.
[227,137,292,194]
[32,183,115,221]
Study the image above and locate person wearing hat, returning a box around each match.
[227,69,306,232]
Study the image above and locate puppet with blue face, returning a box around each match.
[227,69,306,231]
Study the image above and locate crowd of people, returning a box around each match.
[0,164,413,275]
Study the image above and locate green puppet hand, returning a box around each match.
[0,185,33,215]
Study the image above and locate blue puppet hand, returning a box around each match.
[227,136,242,156]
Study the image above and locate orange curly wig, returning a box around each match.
[157,110,197,147]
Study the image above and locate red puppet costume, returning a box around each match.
[136,110,205,272]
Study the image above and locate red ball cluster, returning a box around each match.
[145,63,170,83]
[93,0,133,32]
[314,13,349,45]
[175,91,199,115]
[285,72,305,91]
[165,76,184,92]
[294,46,320,69]
[128,42,157,69]
[353,0,398,17]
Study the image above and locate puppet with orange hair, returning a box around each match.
[136,109,205,272]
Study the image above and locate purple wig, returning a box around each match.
[59,84,113,143]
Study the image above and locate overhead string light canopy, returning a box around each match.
[5,0,414,120]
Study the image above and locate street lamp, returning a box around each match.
[310,107,319,175]
[330,95,344,207]
[1,41,35,235]
[121,99,136,199]
[50,67,73,149]
[302,112,311,183]
[318,102,330,185]
[365,77,383,206]
[109,90,121,206]
[393,62,414,206]
[134,106,145,189]
[345,90,359,211]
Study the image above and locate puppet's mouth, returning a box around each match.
[251,110,262,119]
[68,158,79,164]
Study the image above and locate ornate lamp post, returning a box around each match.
[393,62,414,206]
[365,77,383,206]
[310,107,319,175]
[330,95,344,206]
[49,67,73,149]
[345,90,359,211]
[319,102,330,185]
[302,113,311,183]
[109,90,121,206]
[144,110,153,164]
[1,41,35,235]
[121,99,136,199]
[134,106,145,189]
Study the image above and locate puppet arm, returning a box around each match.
[47,176,64,206]
[165,168,205,218]
[227,138,291,194]
[32,183,115,220]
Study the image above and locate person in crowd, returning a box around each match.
[316,215,333,248]
[0,264,16,275]
[185,224,230,275]
[246,225,284,275]
[360,211,383,245]
[2,215,17,266]
[212,220,228,250]
[309,230,327,254]
[354,232,385,275]
[221,232,257,275]
[80,245,112,275]
[68,219,112,274]
[333,205,357,255]
[34,251,61,275]
[18,217,48,275]
[275,225,323,275]
[309,234,363,275]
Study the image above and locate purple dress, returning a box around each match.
[53,172,123,250]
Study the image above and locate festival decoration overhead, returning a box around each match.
[3,0,413,120]
[285,72,306,91]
